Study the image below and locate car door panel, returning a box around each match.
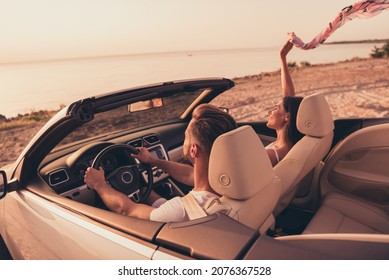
[328,147,389,204]
[321,123,389,212]
[4,190,157,259]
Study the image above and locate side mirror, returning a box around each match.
[0,170,7,199]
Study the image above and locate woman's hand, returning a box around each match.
[280,40,294,59]
[280,39,295,97]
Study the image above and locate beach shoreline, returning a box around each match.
[1,58,389,167]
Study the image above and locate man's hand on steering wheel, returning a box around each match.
[86,144,154,203]
[84,166,107,191]
[131,147,156,165]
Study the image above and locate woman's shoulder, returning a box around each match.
[265,144,280,165]
[265,142,293,165]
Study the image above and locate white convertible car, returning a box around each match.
[1,78,388,259]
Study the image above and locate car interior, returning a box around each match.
[17,79,389,259]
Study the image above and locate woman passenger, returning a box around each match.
[265,40,303,166]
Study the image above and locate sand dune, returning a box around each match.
[1,58,389,167]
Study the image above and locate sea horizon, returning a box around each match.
[2,38,388,66]
[1,42,386,118]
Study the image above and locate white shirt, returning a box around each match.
[150,190,219,223]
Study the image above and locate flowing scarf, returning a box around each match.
[289,0,389,50]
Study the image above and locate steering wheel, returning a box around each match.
[91,144,153,203]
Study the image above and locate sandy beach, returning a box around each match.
[1,58,389,167]
[213,57,389,122]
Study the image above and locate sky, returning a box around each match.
[1,0,389,64]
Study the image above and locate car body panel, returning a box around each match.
[3,190,157,259]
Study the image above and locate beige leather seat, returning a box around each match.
[273,93,334,216]
[304,192,389,234]
[209,125,281,234]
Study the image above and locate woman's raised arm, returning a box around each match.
[280,40,295,97]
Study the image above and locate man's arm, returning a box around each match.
[132,147,194,186]
[280,40,296,97]
[84,167,153,219]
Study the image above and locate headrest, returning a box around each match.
[297,93,334,137]
[209,125,275,200]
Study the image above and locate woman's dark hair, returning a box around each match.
[283,96,304,144]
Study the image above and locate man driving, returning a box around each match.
[84,104,237,222]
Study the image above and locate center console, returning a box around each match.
[141,144,170,183]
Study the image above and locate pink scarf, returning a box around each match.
[289,0,389,50]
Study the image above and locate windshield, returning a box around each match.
[55,89,204,149]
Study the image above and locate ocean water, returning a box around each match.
[0,43,382,118]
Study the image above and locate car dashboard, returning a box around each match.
[38,123,188,207]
